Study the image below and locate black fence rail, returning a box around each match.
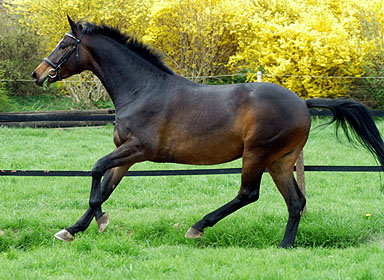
[0,165,382,177]
[1,109,384,128]
[0,109,115,128]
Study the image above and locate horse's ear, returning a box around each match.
[67,15,79,35]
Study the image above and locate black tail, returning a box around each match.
[306,98,384,168]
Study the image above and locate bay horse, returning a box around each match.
[32,16,384,248]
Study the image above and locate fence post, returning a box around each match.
[296,150,306,213]
[257,71,262,83]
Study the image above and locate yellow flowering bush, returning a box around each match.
[143,0,238,82]
[5,0,153,52]
[229,0,384,98]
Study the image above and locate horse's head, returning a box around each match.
[32,16,89,87]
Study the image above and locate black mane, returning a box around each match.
[81,22,174,75]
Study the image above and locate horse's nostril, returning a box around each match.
[32,71,38,81]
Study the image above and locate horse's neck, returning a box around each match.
[86,39,166,111]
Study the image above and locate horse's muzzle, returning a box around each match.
[31,71,45,87]
[31,71,38,83]
[32,67,50,87]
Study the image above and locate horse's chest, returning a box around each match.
[112,115,136,146]
[113,114,156,147]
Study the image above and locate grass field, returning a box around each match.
[1,119,384,279]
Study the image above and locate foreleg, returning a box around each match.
[54,137,145,241]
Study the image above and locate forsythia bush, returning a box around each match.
[5,0,384,99]
[143,0,238,82]
[5,0,153,51]
[229,0,384,98]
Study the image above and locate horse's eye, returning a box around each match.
[59,43,67,50]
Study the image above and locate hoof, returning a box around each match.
[97,212,109,233]
[54,229,75,242]
[185,227,204,239]
[278,242,293,249]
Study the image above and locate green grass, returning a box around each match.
[1,119,384,279]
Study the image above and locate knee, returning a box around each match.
[91,163,104,179]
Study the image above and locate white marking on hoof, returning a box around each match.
[185,227,204,239]
[97,213,109,233]
[54,229,75,242]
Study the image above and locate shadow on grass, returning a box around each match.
[126,212,381,249]
[0,212,381,253]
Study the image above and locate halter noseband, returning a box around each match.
[44,32,84,80]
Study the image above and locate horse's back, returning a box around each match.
[206,82,310,140]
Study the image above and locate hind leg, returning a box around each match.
[186,155,266,238]
[267,148,306,248]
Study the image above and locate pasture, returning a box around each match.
[1,119,384,279]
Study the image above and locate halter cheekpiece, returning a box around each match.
[44,32,84,80]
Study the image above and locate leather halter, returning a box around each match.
[44,32,84,80]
